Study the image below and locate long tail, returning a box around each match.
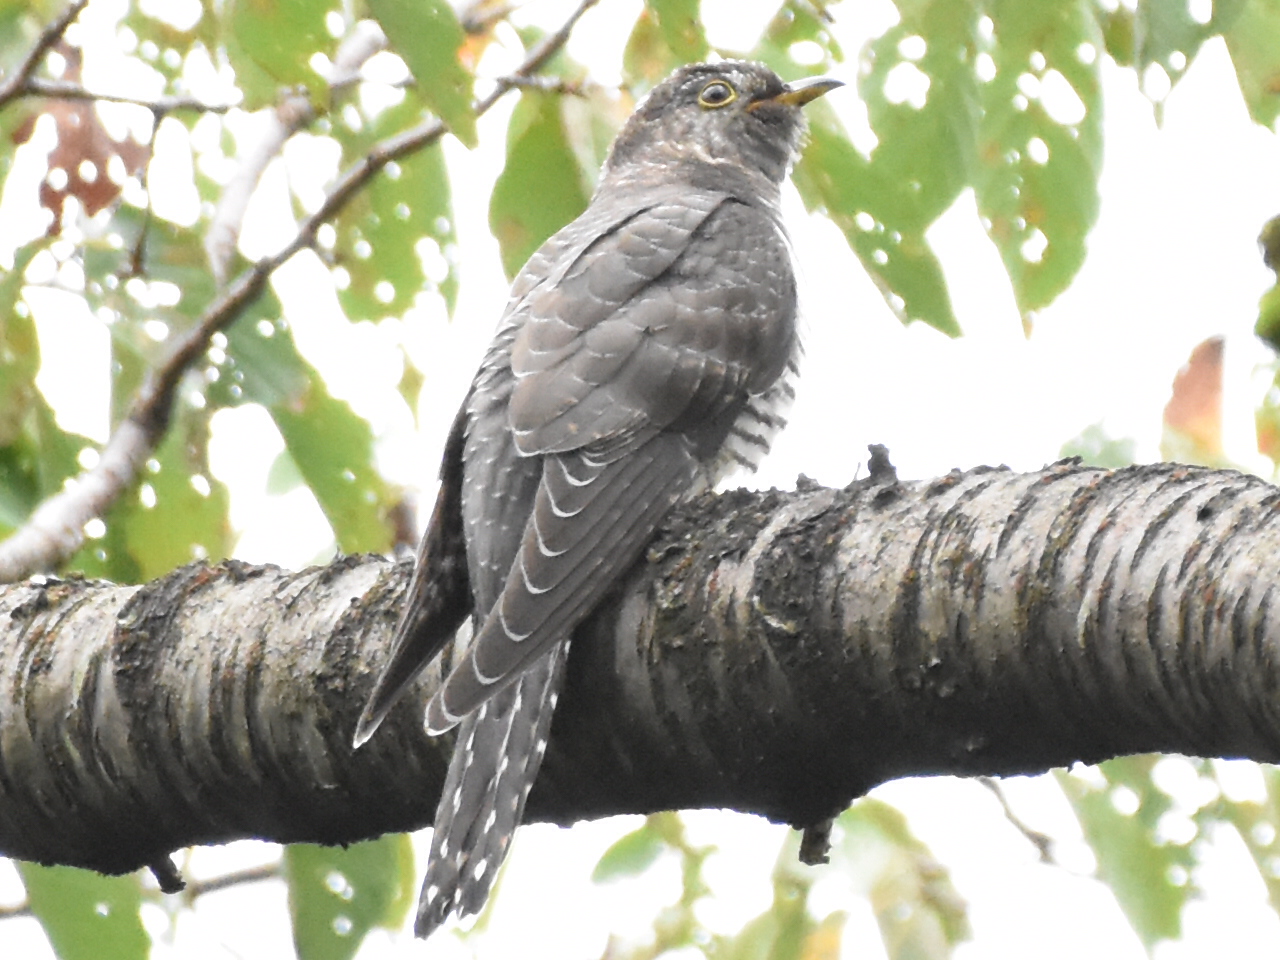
[414,639,570,938]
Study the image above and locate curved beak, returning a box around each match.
[755,76,844,109]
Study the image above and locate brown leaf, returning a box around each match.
[1164,336,1224,457]
[27,43,150,234]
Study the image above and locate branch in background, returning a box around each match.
[202,91,313,286]
[0,0,602,584]
[0,900,29,921]
[20,78,236,114]
[505,75,593,96]
[457,0,515,35]
[0,861,282,925]
[205,20,389,284]
[0,0,89,108]
[978,777,1057,865]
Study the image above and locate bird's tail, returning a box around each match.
[414,638,570,938]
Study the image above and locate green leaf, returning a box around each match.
[858,7,980,225]
[761,1,960,335]
[592,822,666,882]
[1134,0,1212,102]
[0,243,41,447]
[227,0,330,103]
[18,864,148,960]
[833,799,971,958]
[624,7,683,86]
[793,121,962,336]
[975,0,1103,322]
[123,411,232,581]
[1202,764,1280,914]
[332,95,459,317]
[1057,757,1196,949]
[1059,422,1138,468]
[649,0,709,60]
[215,304,396,554]
[1219,0,1280,128]
[720,836,819,960]
[623,0,709,83]
[284,835,416,960]
[367,0,477,147]
[489,91,593,280]
[85,211,218,414]
[0,400,93,539]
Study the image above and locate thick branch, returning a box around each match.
[0,0,601,584]
[2,461,1279,876]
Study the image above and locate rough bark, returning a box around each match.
[2,457,1279,878]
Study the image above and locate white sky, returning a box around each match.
[3,0,1280,957]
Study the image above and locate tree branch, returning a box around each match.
[0,0,601,584]
[2,460,1279,877]
[0,0,89,108]
[19,78,236,114]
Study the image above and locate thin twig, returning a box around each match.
[978,776,1057,864]
[0,900,30,920]
[0,0,89,108]
[504,75,592,96]
[181,861,279,899]
[21,77,236,113]
[0,0,602,583]
[0,861,282,924]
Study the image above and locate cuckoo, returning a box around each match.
[353,59,841,938]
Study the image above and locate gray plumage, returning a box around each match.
[353,60,840,938]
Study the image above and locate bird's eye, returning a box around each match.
[697,80,737,108]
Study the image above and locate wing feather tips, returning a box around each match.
[427,435,700,729]
[353,406,474,748]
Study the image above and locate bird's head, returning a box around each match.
[603,61,842,187]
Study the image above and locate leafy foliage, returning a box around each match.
[283,835,416,960]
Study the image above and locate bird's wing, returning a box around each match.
[426,198,799,731]
[427,433,700,732]
[508,197,798,459]
[352,405,473,746]
[353,188,712,745]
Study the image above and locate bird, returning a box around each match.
[352,59,841,938]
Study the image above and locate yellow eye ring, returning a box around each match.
[697,79,737,108]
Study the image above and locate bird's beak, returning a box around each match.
[752,76,844,110]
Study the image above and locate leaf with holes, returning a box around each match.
[1057,757,1195,949]
[227,0,330,106]
[858,7,981,226]
[1200,763,1280,915]
[794,119,961,336]
[1134,0,1213,103]
[368,0,477,147]
[285,836,416,960]
[332,95,459,317]
[123,407,232,581]
[18,864,148,960]
[11,46,149,234]
[758,1,963,334]
[212,304,396,555]
[490,91,592,280]
[975,0,1103,324]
